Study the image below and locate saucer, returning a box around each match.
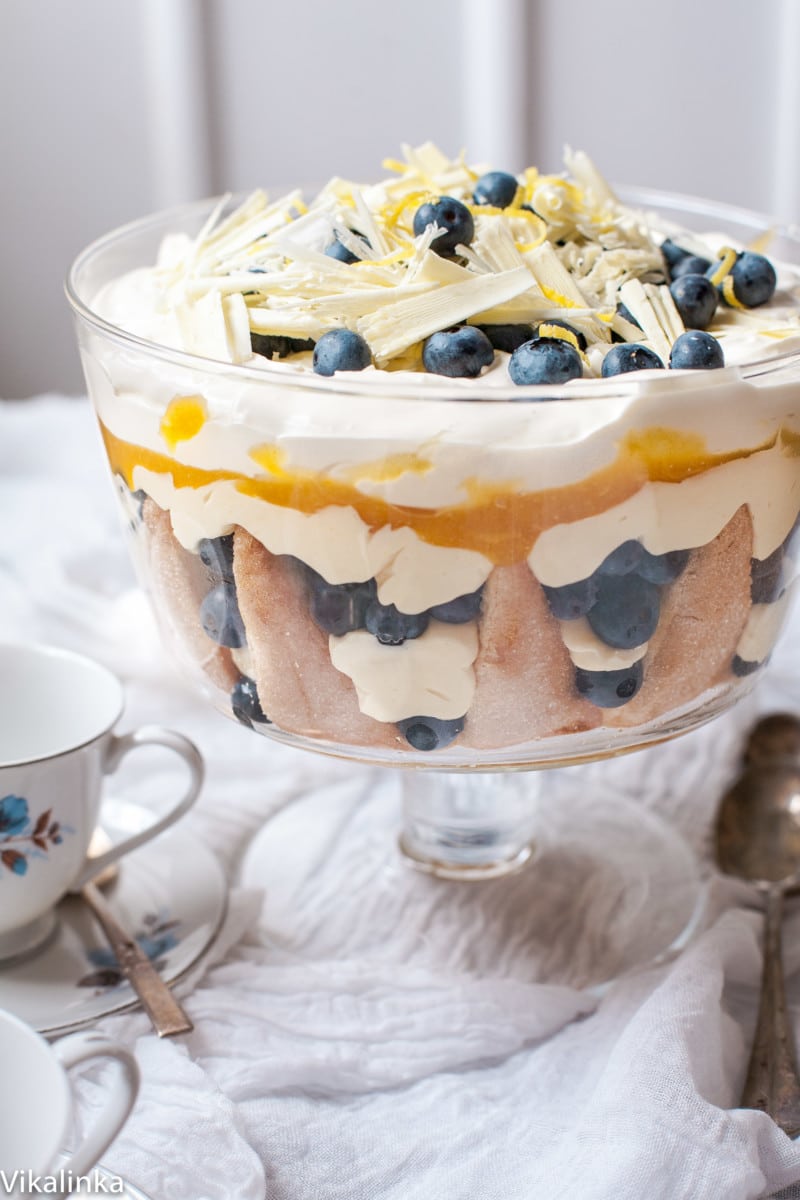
[55,1160,153,1200]
[0,797,227,1035]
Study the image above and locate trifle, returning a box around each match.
[67,143,800,772]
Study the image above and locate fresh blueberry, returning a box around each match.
[427,587,484,623]
[308,576,377,636]
[251,332,316,359]
[325,232,369,263]
[533,319,588,350]
[508,337,583,385]
[661,239,692,270]
[542,576,599,620]
[587,574,660,649]
[725,251,777,307]
[750,548,784,603]
[325,237,359,264]
[198,534,235,584]
[412,197,474,257]
[601,344,664,376]
[636,548,690,584]
[475,323,534,353]
[615,302,641,329]
[732,655,762,677]
[365,601,429,645]
[575,660,644,708]
[670,254,712,279]
[396,714,465,750]
[473,171,519,208]
[200,583,246,648]
[231,676,270,727]
[669,274,718,330]
[669,330,724,370]
[312,329,372,376]
[598,541,644,576]
[422,326,494,378]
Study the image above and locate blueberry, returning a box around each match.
[542,576,599,620]
[312,329,372,376]
[669,330,724,370]
[601,344,664,376]
[412,197,474,257]
[661,239,692,270]
[475,323,534,353]
[725,251,777,307]
[636,548,690,584]
[473,171,519,208]
[669,274,718,330]
[671,254,712,280]
[732,655,762,677]
[325,237,359,264]
[422,326,494,378]
[396,714,465,750]
[587,574,660,649]
[533,319,588,351]
[308,576,377,636]
[365,601,429,645]
[575,660,644,708]
[428,587,484,623]
[508,337,583,386]
[231,676,270,727]
[751,548,784,603]
[325,232,369,263]
[198,534,235,584]
[251,332,316,359]
[598,540,644,576]
[200,583,246,648]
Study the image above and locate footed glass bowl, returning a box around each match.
[66,189,800,891]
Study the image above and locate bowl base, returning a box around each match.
[238,768,705,991]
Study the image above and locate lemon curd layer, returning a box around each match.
[100,404,800,608]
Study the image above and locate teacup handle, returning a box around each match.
[53,1030,139,1178]
[73,726,204,890]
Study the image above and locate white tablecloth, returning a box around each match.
[4,395,800,1200]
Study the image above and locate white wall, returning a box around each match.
[1,0,797,398]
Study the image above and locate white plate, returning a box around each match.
[54,1160,153,1200]
[0,798,227,1035]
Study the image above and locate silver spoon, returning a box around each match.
[715,712,800,1135]
[82,830,193,1038]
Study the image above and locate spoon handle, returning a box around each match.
[741,885,800,1136]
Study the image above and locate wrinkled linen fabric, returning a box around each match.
[3,396,800,1199]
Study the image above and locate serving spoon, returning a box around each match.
[715,712,800,1135]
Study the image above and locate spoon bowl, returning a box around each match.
[714,712,800,1136]
[715,714,800,885]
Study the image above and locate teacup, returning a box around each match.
[0,1009,139,1194]
[0,642,204,960]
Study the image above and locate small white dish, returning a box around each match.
[0,797,226,1034]
[55,1161,154,1200]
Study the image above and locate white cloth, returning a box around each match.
[4,395,800,1199]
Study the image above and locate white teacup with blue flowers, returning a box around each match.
[0,642,204,960]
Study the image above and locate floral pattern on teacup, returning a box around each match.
[78,910,181,989]
[0,795,67,877]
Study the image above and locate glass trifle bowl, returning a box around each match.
[66,148,800,939]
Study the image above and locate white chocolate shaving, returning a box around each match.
[357,267,534,363]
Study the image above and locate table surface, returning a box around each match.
[4,395,800,1200]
